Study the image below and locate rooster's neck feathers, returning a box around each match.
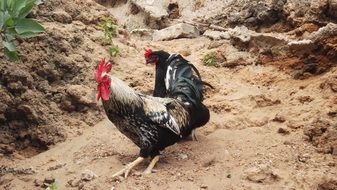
[103,76,142,110]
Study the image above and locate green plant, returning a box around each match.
[45,181,58,190]
[0,0,45,61]
[108,45,120,58]
[99,17,117,45]
[202,52,218,67]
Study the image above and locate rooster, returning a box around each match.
[144,49,213,98]
[144,49,212,140]
[95,59,208,178]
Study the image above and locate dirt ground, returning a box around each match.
[1,0,337,189]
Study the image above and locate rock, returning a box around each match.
[278,127,290,135]
[130,28,154,40]
[245,164,280,184]
[297,96,314,103]
[287,40,316,54]
[177,153,188,160]
[52,10,72,24]
[131,0,168,19]
[200,184,208,189]
[228,26,289,51]
[81,169,97,181]
[43,176,55,186]
[203,30,230,40]
[225,0,287,28]
[130,0,169,29]
[153,23,200,41]
[34,179,43,187]
[272,114,286,123]
[310,23,337,42]
[298,153,311,163]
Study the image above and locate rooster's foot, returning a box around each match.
[143,155,160,175]
[112,157,144,178]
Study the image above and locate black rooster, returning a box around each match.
[144,49,212,140]
[95,59,208,178]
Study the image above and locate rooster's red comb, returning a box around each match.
[95,58,112,82]
[144,49,152,59]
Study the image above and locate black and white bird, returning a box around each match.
[144,49,213,139]
[95,58,209,178]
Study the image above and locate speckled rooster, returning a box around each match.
[95,59,208,178]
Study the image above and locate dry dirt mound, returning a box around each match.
[0,0,113,156]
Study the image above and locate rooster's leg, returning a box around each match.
[191,129,198,141]
[143,155,160,175]
[112,157,144,178]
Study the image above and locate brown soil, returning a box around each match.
[1,0,336,189]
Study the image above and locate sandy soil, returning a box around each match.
[0,0,336,190]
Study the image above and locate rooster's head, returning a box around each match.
[95,58,112,101]
[144,49,158,65]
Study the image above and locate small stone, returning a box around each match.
[34,179,43,187]
[245,164,280,184]
[187,176,194,181]
[272,114,286,123]
[297,96,314,103]
[81,169,97,181]
[278,127,290,135]
[298,153,311,163]
[43,176,55,184]
[178,153,188,160]
[200,184,208,189]
[201,156,216,167]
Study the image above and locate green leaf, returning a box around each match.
[0,11,10,29]
[4,47,19,61]
[3,41,16,51]
[13,0,27,17]
[7,0,15,12]
[3,41,19,61]
[15,18,45,34]
[18,2,35,18]
[0,0,8,11]
[6,27,18,36]
[5,33,15,41]
[17,31,39,38]
[5,16,14,27]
